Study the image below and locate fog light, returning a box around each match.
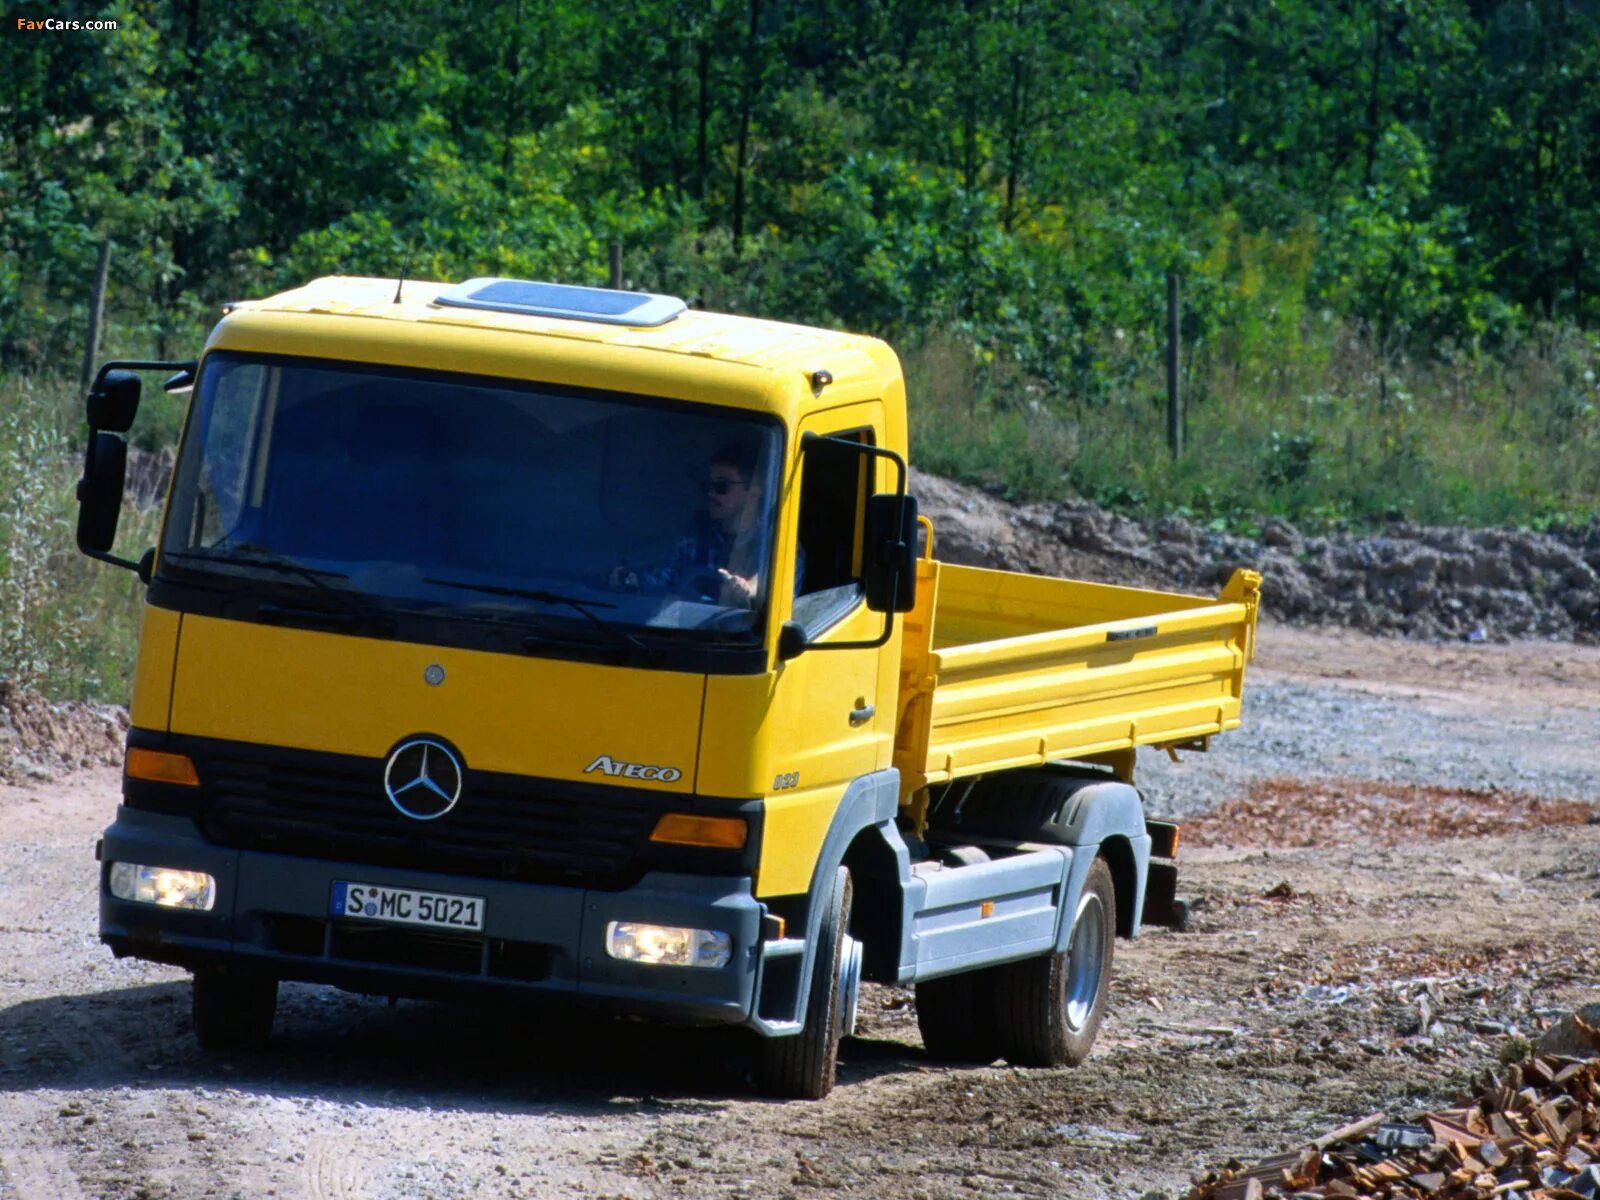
[108,862,216,911]
[604,921,731,968]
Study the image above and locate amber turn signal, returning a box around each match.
[125,747,200,787]
[649,813,747,850]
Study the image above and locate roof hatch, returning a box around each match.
[435,277,687,327]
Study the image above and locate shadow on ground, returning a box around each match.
[0,978,921,1112]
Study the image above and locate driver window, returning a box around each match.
[793,428,872,633]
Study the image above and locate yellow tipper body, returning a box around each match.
[893,557,1260,808]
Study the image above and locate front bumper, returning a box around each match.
[99,805,768,1027]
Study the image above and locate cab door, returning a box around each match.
[790,399,905,763]
[773,402,902,884]
[695,400,905,896]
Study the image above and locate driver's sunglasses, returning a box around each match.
[703,477,745,495]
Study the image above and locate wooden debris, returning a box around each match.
[1313,1113,1391,1150]
[1186,1055,1600,1200]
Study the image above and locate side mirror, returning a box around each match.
[777,620,809,662]
[863,492,918,613]
[87,370,142,433]
[76,356,194,578]
[76,431,128,554]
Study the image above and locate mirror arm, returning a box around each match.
[82,547,146,577]
[88,358,195,393]
[796,610,894,656]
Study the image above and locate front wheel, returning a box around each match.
[192,967,277,1051]
[994,856,1115,1067]
[759,867,856,1099]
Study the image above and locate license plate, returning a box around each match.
[330,881,485,932]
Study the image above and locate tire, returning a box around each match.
[994,857,1115,1067]
[915,968,1000,1064]
[192,967,278,1051]
[759,867,854,1099]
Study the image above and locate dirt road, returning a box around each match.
[3,625,1597,1200]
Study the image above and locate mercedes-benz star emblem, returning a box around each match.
[383,738,463,821]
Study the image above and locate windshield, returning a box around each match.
[161,352,784,654]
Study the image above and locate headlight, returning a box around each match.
[604,921,731,968]
[108,862,216,911]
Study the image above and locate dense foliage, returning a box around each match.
[4,0,1599,528]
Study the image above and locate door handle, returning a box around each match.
[849,703,876,727]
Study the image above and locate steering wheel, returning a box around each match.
[684,570,727,602]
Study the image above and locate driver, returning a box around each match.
[608,439,788,608]
[677,440,768,607]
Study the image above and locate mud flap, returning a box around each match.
[1140,859,1185,930]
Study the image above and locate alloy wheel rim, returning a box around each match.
[838,934,863,1037]
[1063,892,1108,1032]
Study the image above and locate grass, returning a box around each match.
[907,320,1600,533]
[0,373,161,703]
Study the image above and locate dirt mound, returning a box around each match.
[0,681,127,784]
[1185,777,1599,849]
[913,469,1600,641]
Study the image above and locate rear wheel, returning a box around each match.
[192,967,277,1051]
[759,867,856,1099]
[994,857,1115,1067]
[916,968,1000,1063]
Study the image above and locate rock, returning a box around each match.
[1152,516,1198,545]
[1259,517,1302,552]
[1536,1003,1600,1058]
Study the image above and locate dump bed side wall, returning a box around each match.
[895,562,1258,797]
[930,566,1221,648]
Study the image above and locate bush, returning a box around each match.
[0,376,154,702]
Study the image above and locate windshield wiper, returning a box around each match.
[423,577,660,662]
[163,548,363,612]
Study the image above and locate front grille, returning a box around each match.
[330,923,484,975]
[193,743,676,889]
[261,913,555,980]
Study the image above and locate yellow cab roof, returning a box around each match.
[205,276,902,422]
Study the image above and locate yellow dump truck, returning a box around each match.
[76,277,1259,1097]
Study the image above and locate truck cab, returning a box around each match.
[78,277,1257,1098]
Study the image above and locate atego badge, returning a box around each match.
[584,754,682,783]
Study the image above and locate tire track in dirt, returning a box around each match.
[304,1131,381,1200]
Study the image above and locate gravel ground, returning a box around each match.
[1138,620,1600,818]
[1140,681,1600,819]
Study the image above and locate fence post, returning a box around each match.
[1166,270,1182,461]
[609,241,623,290]
[81,239,112,390]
